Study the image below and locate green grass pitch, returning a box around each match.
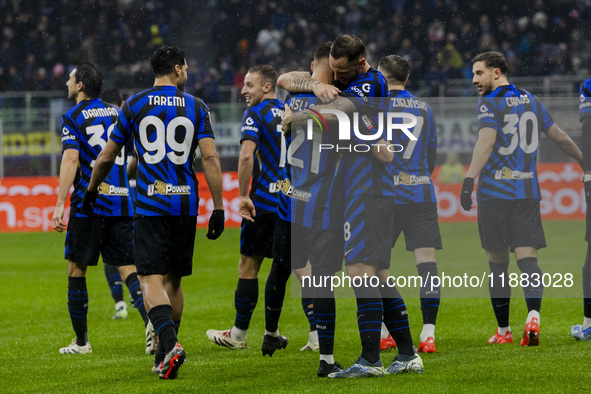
[1,221,589,392]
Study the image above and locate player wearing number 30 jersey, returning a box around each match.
[461,51,582,348]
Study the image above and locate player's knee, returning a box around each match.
[67,261,87,277]
[486,249,510,264]
[239,255,263,278]
[414,248,436,265]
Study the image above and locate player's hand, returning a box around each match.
[281,104,292,136]
[585,180,591,205]
[206,209,225,240]
[312,82,340,103]
[52,204,67,232]
[239,196,256,222]
[460,177,475,211]
[82,190,99,215]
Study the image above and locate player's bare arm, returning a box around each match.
[238,139,257,222]
[371,138,395,163]
[278,71,340,100]
[466,127,497,178]
[199,137,224,210]
[52,149,79,232]
[88,139,124,192]
[545,123,583,167]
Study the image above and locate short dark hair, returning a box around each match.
[472,51,508,75]
[150,46,186,77]
[314,41,332,61]
[378,55,410,84]
[75,62,102,99]
[330,35,366,62]
[247,64,278,91]
[101,88,123,107]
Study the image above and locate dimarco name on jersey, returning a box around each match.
[149,95,186,107]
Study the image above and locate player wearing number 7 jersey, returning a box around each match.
[86,46,225,379]
[461,51,582,346]
[52,62,152,357]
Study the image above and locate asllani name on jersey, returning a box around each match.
[149,95,186,107]
[82,107,118,119]
[98,182,129,196]
[147,180,191,196]
[393,172,431,186]
[269,179,311,202]
[494,167,534,180]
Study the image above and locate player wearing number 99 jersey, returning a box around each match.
[86,47,225,379]
[462,51,582,347]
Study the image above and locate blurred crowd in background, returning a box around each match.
[2,0,591,100]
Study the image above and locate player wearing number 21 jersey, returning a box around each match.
[461,51,582,348]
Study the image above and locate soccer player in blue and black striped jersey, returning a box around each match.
[571,78,591,341]
[206,65,285,352]
[461,51,582,346]
[378,55,442,354]
[86,46,225,379]
[51,63,151,355]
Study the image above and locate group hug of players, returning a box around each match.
[52,35,591,380]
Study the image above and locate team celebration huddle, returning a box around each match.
[51,34,591,380]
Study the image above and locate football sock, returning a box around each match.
[234,278,258,331]
[155,320,180,364]
[264,260,291,333]
[354,285,383,364]
[498,326,511,336]
[420,324,435,342]
[417,262,440,325]
[379,285,415,356]
[68,276,88,346]
[265,329,280,338]
[230,326,247,341]
[517,257,543,313]
[314,276,336,357]
[489,261,511,328]
[381,322,389,339]
[148,304,177,353]
[301,298,316,332]
[526,310,540,325]
[104,263,124,303]
[583,244,591,320]
[124,273,149,326]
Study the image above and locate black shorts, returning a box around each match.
[133,216,197,277]
[392,202,442,251]
[477,199,546,252]
[240,213,276,258]
[65,216,133,266]
[274,218,344,273]
[344,195,394,267]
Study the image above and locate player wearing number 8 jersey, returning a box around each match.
[52,62,152,357]
[461,52,582,347]
[86,46,225,379]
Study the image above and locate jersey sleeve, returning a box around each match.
[197,101,215,140]
[110,101,132,145]
[534,97,555,132]
[476,97,498,131]
[60,114,80,152]
[580,80,591,122]
[239,109,261,146]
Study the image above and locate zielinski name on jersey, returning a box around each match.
[393,172,431,186]
[270,179,312,202]
[494,167,534,180]
[98,182,129,196]
[147,180,191,196]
